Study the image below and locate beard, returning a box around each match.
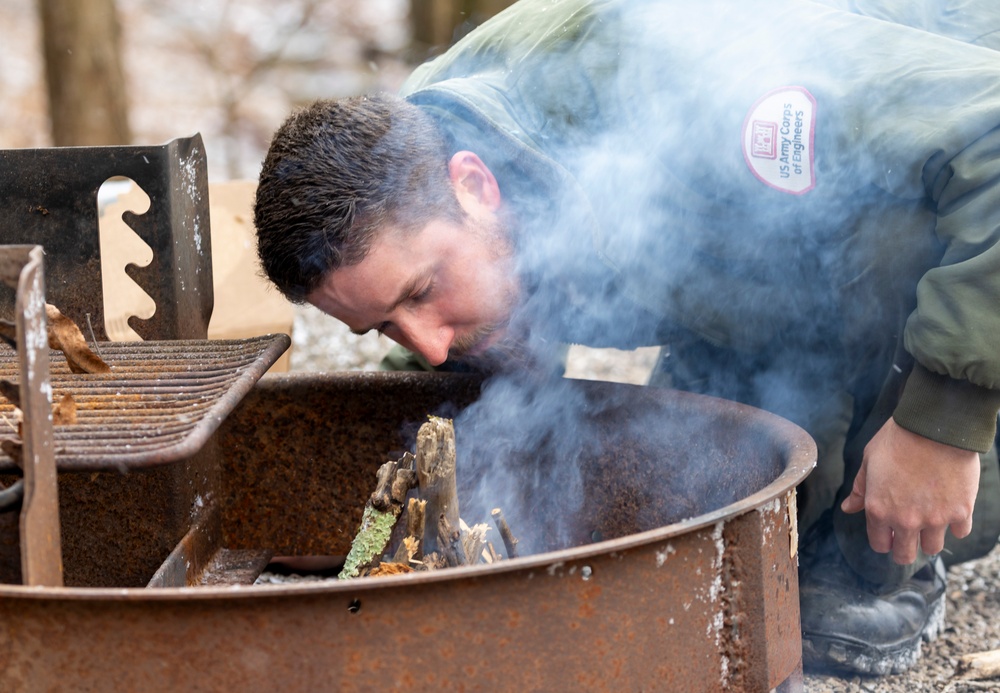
[450,289,567,377]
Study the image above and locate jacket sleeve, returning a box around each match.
[809,6,1000,451]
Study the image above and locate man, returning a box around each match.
[254,0,1000,676]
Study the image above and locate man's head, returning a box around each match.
[255,93,522,366]
[254,92,465,303]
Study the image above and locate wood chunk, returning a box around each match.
[416,416,460,557]
[391,498,426,564]
[339,454,413,580]
[956,649,1000,680]
[460,520,490,566]
[437,513,468,567]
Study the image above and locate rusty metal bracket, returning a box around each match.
[0,136,213,341]
[0,245,63,586]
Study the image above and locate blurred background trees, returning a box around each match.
[39,0,131,146]
[1,0,513,178]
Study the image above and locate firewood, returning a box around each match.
[391,498,426,564]
[420,551,445,571]
[370,452,415,512]
[437,513,468,567]
[484,542,500,564]
[460,519,490,566]
[956,648,1000,680]
[491,507,520,559]
[338,454,415,580]
[416,416,460,557]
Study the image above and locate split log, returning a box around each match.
[416,416,460,557]
[460,519,490,566]
[338,453,418,580]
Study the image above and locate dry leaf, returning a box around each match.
[53,393,77,425]
[45,304,110,374]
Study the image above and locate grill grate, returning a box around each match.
[0,333,290,471]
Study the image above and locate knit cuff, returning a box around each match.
[893,362,1000,453]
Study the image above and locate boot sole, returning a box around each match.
[801,595,945,676]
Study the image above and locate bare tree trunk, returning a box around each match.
[37,0,131,146]
[410,0,515,54]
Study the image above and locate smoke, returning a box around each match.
[415,0,995,554]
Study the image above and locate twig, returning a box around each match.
[491,507,520,559]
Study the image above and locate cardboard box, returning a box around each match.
[99,180,294,371]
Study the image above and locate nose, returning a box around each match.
[397,318,454,367]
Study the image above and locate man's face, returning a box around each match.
[307,214,519,367]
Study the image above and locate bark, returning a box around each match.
[491,507,519,559]
[416,417,460,557]
[37,0,131,146]
[338,455,417,580]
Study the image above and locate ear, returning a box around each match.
[448,151,502,215]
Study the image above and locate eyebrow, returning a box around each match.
[350,273,424,336]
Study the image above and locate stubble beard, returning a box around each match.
[446,213,534,372]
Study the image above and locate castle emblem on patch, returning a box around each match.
[742,86,816,194]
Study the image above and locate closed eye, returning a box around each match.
[351,321,391,337]
[410,280,434,304]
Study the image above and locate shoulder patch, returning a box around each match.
[741,86,816,195]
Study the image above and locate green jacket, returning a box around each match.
[397,0,1000,452]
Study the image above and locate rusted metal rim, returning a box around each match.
[0,397,816,600]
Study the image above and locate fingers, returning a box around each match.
[867,523,966,563]
[840,464,868,515]
[865,516,893,555]
[840,489,865,514]
[868,525,935,564]
[890,528,921,564]
[919,527,947,558]
[950,515,973,540]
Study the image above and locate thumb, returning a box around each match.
[840,464,868,515]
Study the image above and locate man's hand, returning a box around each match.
[841,418,980,564]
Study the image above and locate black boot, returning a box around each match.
[798,527,946,675]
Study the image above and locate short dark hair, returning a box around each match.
[253,93,463,303]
